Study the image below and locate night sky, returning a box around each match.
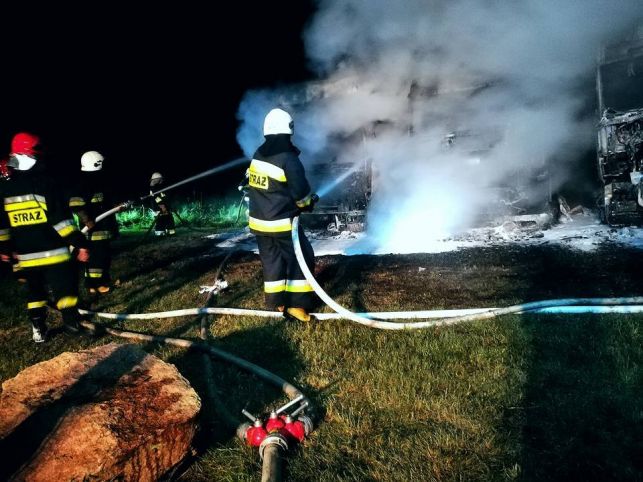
[0,1,315,200]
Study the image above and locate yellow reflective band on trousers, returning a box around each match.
[264,280,286,293]
[88,268,103,278]
[56,296,78,309]
[249,216,292,233]
[89,230,112,240]
[0,228,9,241]
[17,248,71,268]
[286,279,314,292]
[27,300,47,309]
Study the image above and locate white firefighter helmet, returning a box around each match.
[81,151,104,171]
[150,172,163,186]
[263,108,293,136]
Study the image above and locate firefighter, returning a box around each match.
[0,132,89,343]
[149,172,176,236]
[0,157,26,281]
[68,150,120,294]
[0,157,12,181]
[247,107,318,322]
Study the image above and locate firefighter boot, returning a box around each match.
[89,281,111,295]
[31,319,48,343]
[62,312,82,335]
[284,307,317,322]
[30,309,48,343]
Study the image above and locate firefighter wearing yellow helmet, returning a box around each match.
[246,108,318,322]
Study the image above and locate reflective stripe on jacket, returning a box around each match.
[247,136,312,236]
[0,168,87,259]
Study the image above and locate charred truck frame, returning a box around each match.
[299,77,552,232]
[596,23,643,226]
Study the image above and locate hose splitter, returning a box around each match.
[237,395,313,459]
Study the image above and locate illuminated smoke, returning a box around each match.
[237,1,643,253]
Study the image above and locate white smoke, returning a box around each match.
[237,0,643,253]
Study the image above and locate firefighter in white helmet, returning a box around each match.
[246,107,318,322]
[68,150,120,294]
[149,172,176,236]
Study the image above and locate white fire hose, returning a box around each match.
[80,203,131,234]
[75,207,641,482]
[290,216,643,329]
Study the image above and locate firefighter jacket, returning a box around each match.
[0,165,87,269]
[152,190,170,211]
[68,171,119,241]
[247,134,314,236]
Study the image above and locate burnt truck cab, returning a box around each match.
[597,109,643,225]
[293,75,553,232]
[596,23,643,225]
[304,156,372,232]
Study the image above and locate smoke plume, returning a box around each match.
[237,0,643,253]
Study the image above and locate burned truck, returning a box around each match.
[292,75,552,232]
[596,24,643,225]
[306,156,372,232]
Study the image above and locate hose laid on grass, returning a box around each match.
[291,216,643,330]
[82,208,643,328]
[80,320,307,403]
[197,251,241,430]
[78,307,285,320]
[79,304,643,322]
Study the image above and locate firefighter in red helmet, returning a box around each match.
[0,132,90,343]
[68,150,120,294]
[246,108,319,322]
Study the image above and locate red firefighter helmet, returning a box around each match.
[11,132,41,157]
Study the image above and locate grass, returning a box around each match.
[116,198,245,231]
[0,229,641,481]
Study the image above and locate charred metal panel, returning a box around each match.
[596,23,643,226]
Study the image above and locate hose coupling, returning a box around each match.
[259,433,289,461]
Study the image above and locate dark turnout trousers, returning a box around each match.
[22,260,80,327]
[154,211,176,234]
[85,238,112,289]
[256,226,316,310]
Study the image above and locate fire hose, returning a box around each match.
[79,319,314,482]
[78,241,314,482]
[290,216,643,329]
[79,303,643,322]
[79,207,643,324]
[76,205,642,480]
[82,208,643,320]
[77,211,643,325]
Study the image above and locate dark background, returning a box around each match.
[0,2,316,201]
[0,2,608,208]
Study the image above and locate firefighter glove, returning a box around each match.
[296,193,318,213]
